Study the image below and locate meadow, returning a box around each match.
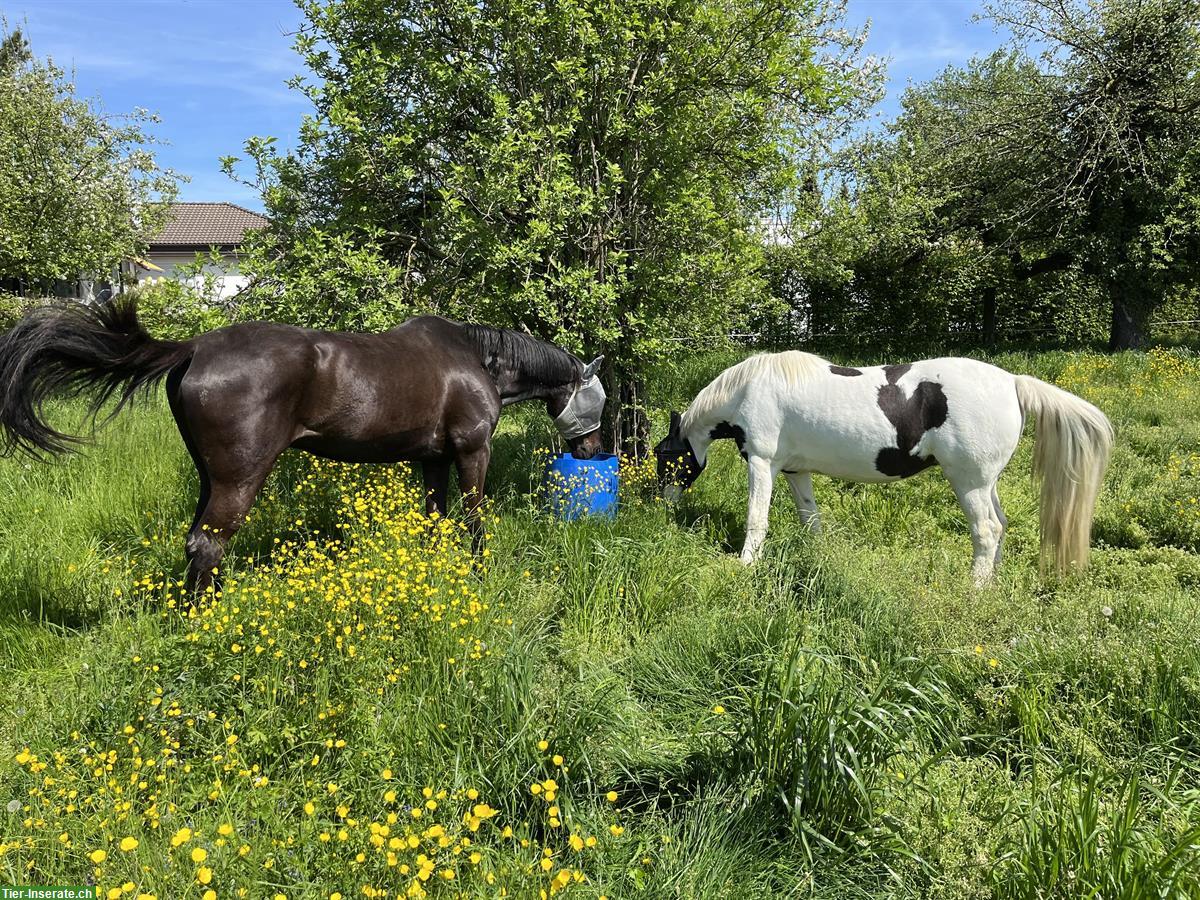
[1,346,1199,899]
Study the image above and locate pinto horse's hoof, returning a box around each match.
[971,571,997,589]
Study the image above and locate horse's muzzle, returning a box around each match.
[568,430,603,460]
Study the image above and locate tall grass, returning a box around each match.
[995,763,1200,899]
[729,646,954,859]
[1,347,1198,897]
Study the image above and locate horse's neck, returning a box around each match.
[683,415,716,465]
[494,350,572,406]
[464,324,576,405]
[497,377,557,406]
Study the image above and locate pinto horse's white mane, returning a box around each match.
[682,351,828,429]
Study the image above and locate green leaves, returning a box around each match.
[787,0,1200,351]
[730,646,953,858]
[994,763,1200,899]
[226,0,877,446]
[0,25,178,286]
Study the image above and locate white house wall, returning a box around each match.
[135,251,249,301]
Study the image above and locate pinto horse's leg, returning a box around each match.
[949,476,1003,586]
[422,461,451,517]
[785,471,821,533]
[455,445,492,553]
[740,455,776,564]
[991,485,1008,569]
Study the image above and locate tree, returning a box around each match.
[977,0,1200,350]
[764,104,1042,352]
[228,0,878,453]
[898,0,1200,350]
[786,0,1200,352]
[0,24,178,290]
[0,27,31,75]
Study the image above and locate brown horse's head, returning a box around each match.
[567,428,603,460]
[550,355,605,459]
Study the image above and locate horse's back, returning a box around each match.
[181,321,327,401]
[883,358,1024,478]
[728,354,1024,482]
[174,317,497,463]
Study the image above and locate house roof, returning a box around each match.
[150,202,268,248]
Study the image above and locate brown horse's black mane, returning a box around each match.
[462,323,580,387]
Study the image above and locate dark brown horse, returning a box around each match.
[0,299,604,592]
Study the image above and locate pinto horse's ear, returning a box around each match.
[669,410,682,434]
[582,355,604,380]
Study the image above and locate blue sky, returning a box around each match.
[4,0,1005,211]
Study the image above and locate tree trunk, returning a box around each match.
[1109,293,1150,350]
[602,366,651,460]
[981,284,997,348]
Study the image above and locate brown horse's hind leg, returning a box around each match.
[167,364,217,598]
[170,369,292,598]
[166,365,210,535]
[185,464,279,597]
[422,460,451,517]
[455,445,492,552]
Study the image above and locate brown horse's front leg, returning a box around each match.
[454,446,492,553]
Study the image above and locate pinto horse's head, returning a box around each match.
[654,410,704,502]
[550,355,605,459]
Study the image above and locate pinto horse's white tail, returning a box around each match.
[1014,375,1114,575]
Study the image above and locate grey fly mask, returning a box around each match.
[554,356,606,439]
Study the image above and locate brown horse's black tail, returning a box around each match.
[0,297,193,457]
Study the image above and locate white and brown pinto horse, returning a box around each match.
[655,352,1114,583]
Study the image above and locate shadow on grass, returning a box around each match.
[667,499,746,556]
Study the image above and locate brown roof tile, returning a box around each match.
[150,202,268,247]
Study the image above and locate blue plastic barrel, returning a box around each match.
[543,452,619,521]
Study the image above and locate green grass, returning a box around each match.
[1,347,1199,899]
